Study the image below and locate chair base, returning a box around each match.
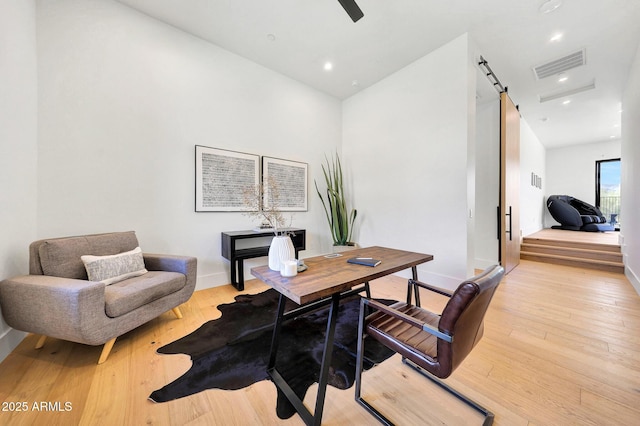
[355,357,494,426]
[403,357,494,426]
[355,394,394,426]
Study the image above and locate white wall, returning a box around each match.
[621,42,640,294]
[0,0,38,360]
[474,89,500,268]
[545,140,621,228]
[520,119,546,237]
[342,34,475,289]
[36,0,342,290]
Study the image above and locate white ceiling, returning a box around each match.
[115,0,640,149]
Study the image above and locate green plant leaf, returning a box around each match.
[314,153,357,246]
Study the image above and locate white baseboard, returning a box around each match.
[474,257,500,271]
[625,266,640,296]
[194,272,230,291]
[0,328,26,364]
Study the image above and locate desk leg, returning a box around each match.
[267,292,341,426]
[268,294,287,369]
[364,282,371,298]
[313,293,340,424]
[411,266,421,306]
[406,266,421,306]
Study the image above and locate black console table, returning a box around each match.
[221,228,306,290]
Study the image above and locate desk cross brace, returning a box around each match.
[267,283,370,426]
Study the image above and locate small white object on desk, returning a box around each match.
[323,253,343,258]
[280,260,298,277]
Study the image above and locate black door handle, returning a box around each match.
[505,206,512,241]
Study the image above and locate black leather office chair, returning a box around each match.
[355,265,505,425]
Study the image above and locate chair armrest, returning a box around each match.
[143,253,197,292]
[143,253,196,275]
[408,279,453,298]
[362,298,452,343]
[0,274,104,294]
[0,275,107,341]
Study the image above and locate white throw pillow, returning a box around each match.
[81,247,148,285]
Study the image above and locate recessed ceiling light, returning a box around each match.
[323,62,333,71]
[539,0,562,14]
[266,34,276,42]
[550,33,563,42]
[562,99,571,105]
[558,75,568,83]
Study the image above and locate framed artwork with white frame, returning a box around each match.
[262,156,308,211]
[195,145,259,212]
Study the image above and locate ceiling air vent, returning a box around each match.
[533,49,586,79]
[539,80,596,103]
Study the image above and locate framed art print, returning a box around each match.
[262,157,308,211]
[195,145,259,212]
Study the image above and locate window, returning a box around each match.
[595,158,621,226]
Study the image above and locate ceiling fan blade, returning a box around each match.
[337,0,364,22]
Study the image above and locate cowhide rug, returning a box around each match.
[149,289,395,419]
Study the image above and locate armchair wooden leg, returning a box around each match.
[34,335,47,349]
[98,338,117,364]
[171,307,183,319]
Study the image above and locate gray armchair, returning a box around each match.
[0,231,197,364]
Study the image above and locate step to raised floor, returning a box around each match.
[520,251,624,273]
[520,232,624,274]
[520,242,623,263]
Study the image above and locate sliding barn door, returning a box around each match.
[500,92,520,274]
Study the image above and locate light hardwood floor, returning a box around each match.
[1,259,639,425]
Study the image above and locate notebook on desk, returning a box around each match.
[347,257,382,267]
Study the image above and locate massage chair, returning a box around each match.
[546,195,614,232]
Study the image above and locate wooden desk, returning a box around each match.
[251,246,433,426]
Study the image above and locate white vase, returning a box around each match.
[269,235,296,271]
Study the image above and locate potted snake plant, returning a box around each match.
[315,153,358,251]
